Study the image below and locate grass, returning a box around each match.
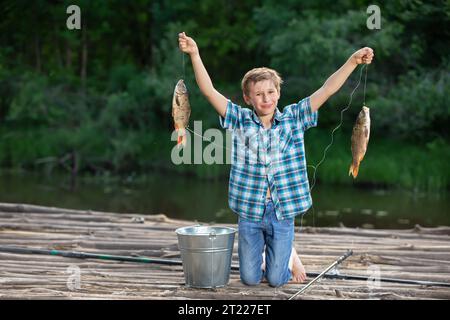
[305,129,449,193]
[0,126,448,192]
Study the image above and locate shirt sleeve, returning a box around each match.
[293,96,318,131]
[219,100,244,130]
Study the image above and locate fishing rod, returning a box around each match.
[288,249,353,300]
[0,246,188,266]
[316,272,450,287]
[1,246,449,288]
[288,249,450,300]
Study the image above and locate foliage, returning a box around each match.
[0,0,448,191]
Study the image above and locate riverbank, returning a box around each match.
[0,127,448,192]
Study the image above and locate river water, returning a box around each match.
[0,171,448,229]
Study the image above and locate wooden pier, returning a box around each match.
[0,202,449,300]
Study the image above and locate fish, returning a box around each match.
[172,79,191,147]
[349,106,370,178]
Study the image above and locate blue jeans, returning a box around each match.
[238,199,294,287]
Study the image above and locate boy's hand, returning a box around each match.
[178,32,199,57]
[351,47,374,65]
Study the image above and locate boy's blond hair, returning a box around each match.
[241,67,283,97]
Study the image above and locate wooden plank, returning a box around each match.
[0,202,449,300]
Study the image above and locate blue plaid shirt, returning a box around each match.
[219,97,318,221]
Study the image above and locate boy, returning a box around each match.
[178,32,373,287]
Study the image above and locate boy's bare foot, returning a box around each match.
[261,247,307,283]
[290,247,307,283]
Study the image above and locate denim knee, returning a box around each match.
[266,270,288,287]
[240,272,262,286]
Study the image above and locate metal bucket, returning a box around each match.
[175,225,236,288]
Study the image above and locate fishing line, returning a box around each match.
[301,64,368,230]
[182,52,186,80]
[363,64,368,106]
[185,126,234,153]
[186,125,270,173]
[179,45,234,154]
[179,47,233,153]
[309,64,367,191]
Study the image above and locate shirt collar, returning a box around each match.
[251,108,282,127]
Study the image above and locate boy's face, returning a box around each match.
[243,80,280,118]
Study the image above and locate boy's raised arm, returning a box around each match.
[179,32,228,118]
[310,47,374,112]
